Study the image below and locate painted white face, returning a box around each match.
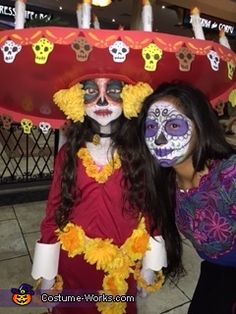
[83,78,123,126]
[145,100,193,167]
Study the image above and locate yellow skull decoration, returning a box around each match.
[21,119,33,134]
[32,38,54,65]
[227,60,235,80]
[142,43,162,72]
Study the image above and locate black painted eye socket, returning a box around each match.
[84,45,90,51]
[73,43,80,50]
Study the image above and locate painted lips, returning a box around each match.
[94,109,112,116]
[155,148,173,157]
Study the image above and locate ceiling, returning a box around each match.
[6,0,236,50]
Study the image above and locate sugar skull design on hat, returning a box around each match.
[0,8,235,130]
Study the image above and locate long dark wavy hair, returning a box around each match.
[56,113,145,228]
[138,81,235,278]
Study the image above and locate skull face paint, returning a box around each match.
[145,101,193,167]
[82,78,123,126]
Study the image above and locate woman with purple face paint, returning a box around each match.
[138,82,236,314]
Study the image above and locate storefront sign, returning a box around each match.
[0,5,51,21]
[184,11,236,37]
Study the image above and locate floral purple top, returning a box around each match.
[175,155,236,267]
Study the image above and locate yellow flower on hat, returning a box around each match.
[121,82,153,119]
[53,84,85,122]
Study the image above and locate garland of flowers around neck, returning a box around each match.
[77,147,121,184]
[57,217,164,314]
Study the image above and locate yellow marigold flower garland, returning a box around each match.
[84,239,118,271]
[121,218,150,261]
[102,274,128,295]
[57,217,164,314]
[57,223,85,258]
[134,261,165,293]
[96,300,127,314]
[77,147,121,183]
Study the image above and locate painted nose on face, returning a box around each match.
[155,132,168,146]
[97,97,109,106]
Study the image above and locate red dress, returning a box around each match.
[40,146,143,314]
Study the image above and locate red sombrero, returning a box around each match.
[0,26,236,129]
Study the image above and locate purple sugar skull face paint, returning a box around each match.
[145,100,193,167]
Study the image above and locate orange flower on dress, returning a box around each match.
[105,253,133,279]
[77,148,121,183]
[56,217,157,314]
[84,239,118,270]
[97,300,127,314]
[122,218,149,260]
[102,274,128,295]
[57,223,85,258]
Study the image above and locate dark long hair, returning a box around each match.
[138,81,235,279]
[55,114,146,229]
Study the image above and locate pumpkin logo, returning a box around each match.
[11,283,34,306]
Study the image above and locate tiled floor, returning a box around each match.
[0,201,202,314]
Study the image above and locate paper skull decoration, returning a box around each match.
[176,47,195,72]
[21,119,33,134]
[109,40,130,63]
[40,105,52,115]
[39,122,51,134]
[71,37,93,62]
[1,115,13,130]
[214,101,225,116]
[207,50,220,71]
[32,38,54,65]
[142,43,163,72]
[1,40,22,63]
[227,60,235,80]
